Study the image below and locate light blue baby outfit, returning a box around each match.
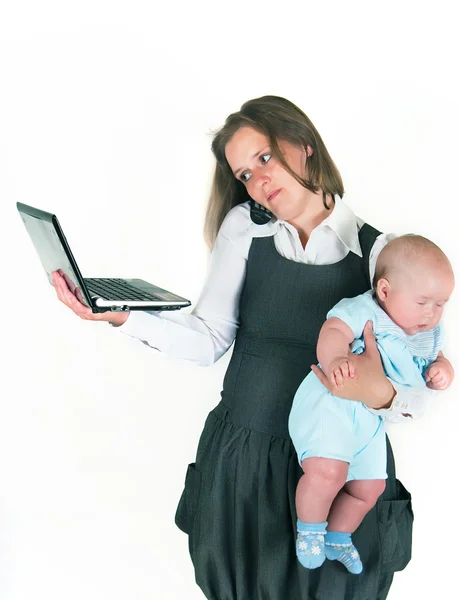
[289,290,444,481]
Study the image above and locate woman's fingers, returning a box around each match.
[52,271,94,318]
[310,364,332,390]
[362,321,377,355]
[52,271,68,303]
[75,286,88,306]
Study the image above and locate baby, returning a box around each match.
[288,234,454,574]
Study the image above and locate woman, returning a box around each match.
[53,96,417,600]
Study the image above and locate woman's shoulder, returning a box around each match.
[213,202,277,261]
[219,202,253,240]
[219,202,276,242]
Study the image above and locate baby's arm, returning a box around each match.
[317,317,357,387]
[425,351,454,391]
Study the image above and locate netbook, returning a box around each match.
[17,202,191,313]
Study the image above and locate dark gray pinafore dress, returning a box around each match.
[175,224,414,600]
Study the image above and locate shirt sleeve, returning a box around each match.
[114,206,251,366]
[367,383,439,423]
[326,294,375,339]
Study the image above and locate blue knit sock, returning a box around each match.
[325,531,363,574]
[296,520,327,570]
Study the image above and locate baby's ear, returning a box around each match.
[376,278,390,302]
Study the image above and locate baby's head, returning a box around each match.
[373,234,455,335]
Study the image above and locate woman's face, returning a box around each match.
[225,127,311,222]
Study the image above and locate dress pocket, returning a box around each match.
[175,463,202,536]
[378,479,414,572]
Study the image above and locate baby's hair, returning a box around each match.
[373,234,451,288]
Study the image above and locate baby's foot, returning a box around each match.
[296,520,327,570]
[325,531,363,574]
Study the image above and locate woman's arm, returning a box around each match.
[53,205,251,366]
[368,383,438,422]
[311,321,396,409]
[117,207,250,365]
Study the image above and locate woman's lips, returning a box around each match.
[267,189,281,202]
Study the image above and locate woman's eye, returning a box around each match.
[239,153,271,182]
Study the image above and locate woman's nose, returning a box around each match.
[253,171,270,189]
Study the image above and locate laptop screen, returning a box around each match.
[18,208,92,307]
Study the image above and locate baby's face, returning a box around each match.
[380,265,454,336]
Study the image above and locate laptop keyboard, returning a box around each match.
[84,278,161,301]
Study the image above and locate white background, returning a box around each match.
[1,2,458,599]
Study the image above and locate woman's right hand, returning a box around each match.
[310,321,395,410]
[52,270,129,326]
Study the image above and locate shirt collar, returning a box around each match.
[321,196,363,257]
[250,197,363,258]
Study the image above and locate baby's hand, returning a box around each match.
[425,358,454,391]
[328,356,356,387]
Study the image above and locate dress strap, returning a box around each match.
[358,223,382,288]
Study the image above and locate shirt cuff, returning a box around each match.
[368,380,436,423]
[108,311,161,351]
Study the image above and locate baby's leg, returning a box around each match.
[297,457,349,522]
[295,457,348,570]
[325,479,386,574]
[327,479,386,532]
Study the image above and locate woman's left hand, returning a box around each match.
[310,321,395,409]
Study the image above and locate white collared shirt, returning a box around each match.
[118,198,435,422]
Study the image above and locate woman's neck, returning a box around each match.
[287,193,335,248]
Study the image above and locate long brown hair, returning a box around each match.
[204,95,344,247]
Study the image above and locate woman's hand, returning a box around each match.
[310,321,395,409]
[52,270,129,326]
